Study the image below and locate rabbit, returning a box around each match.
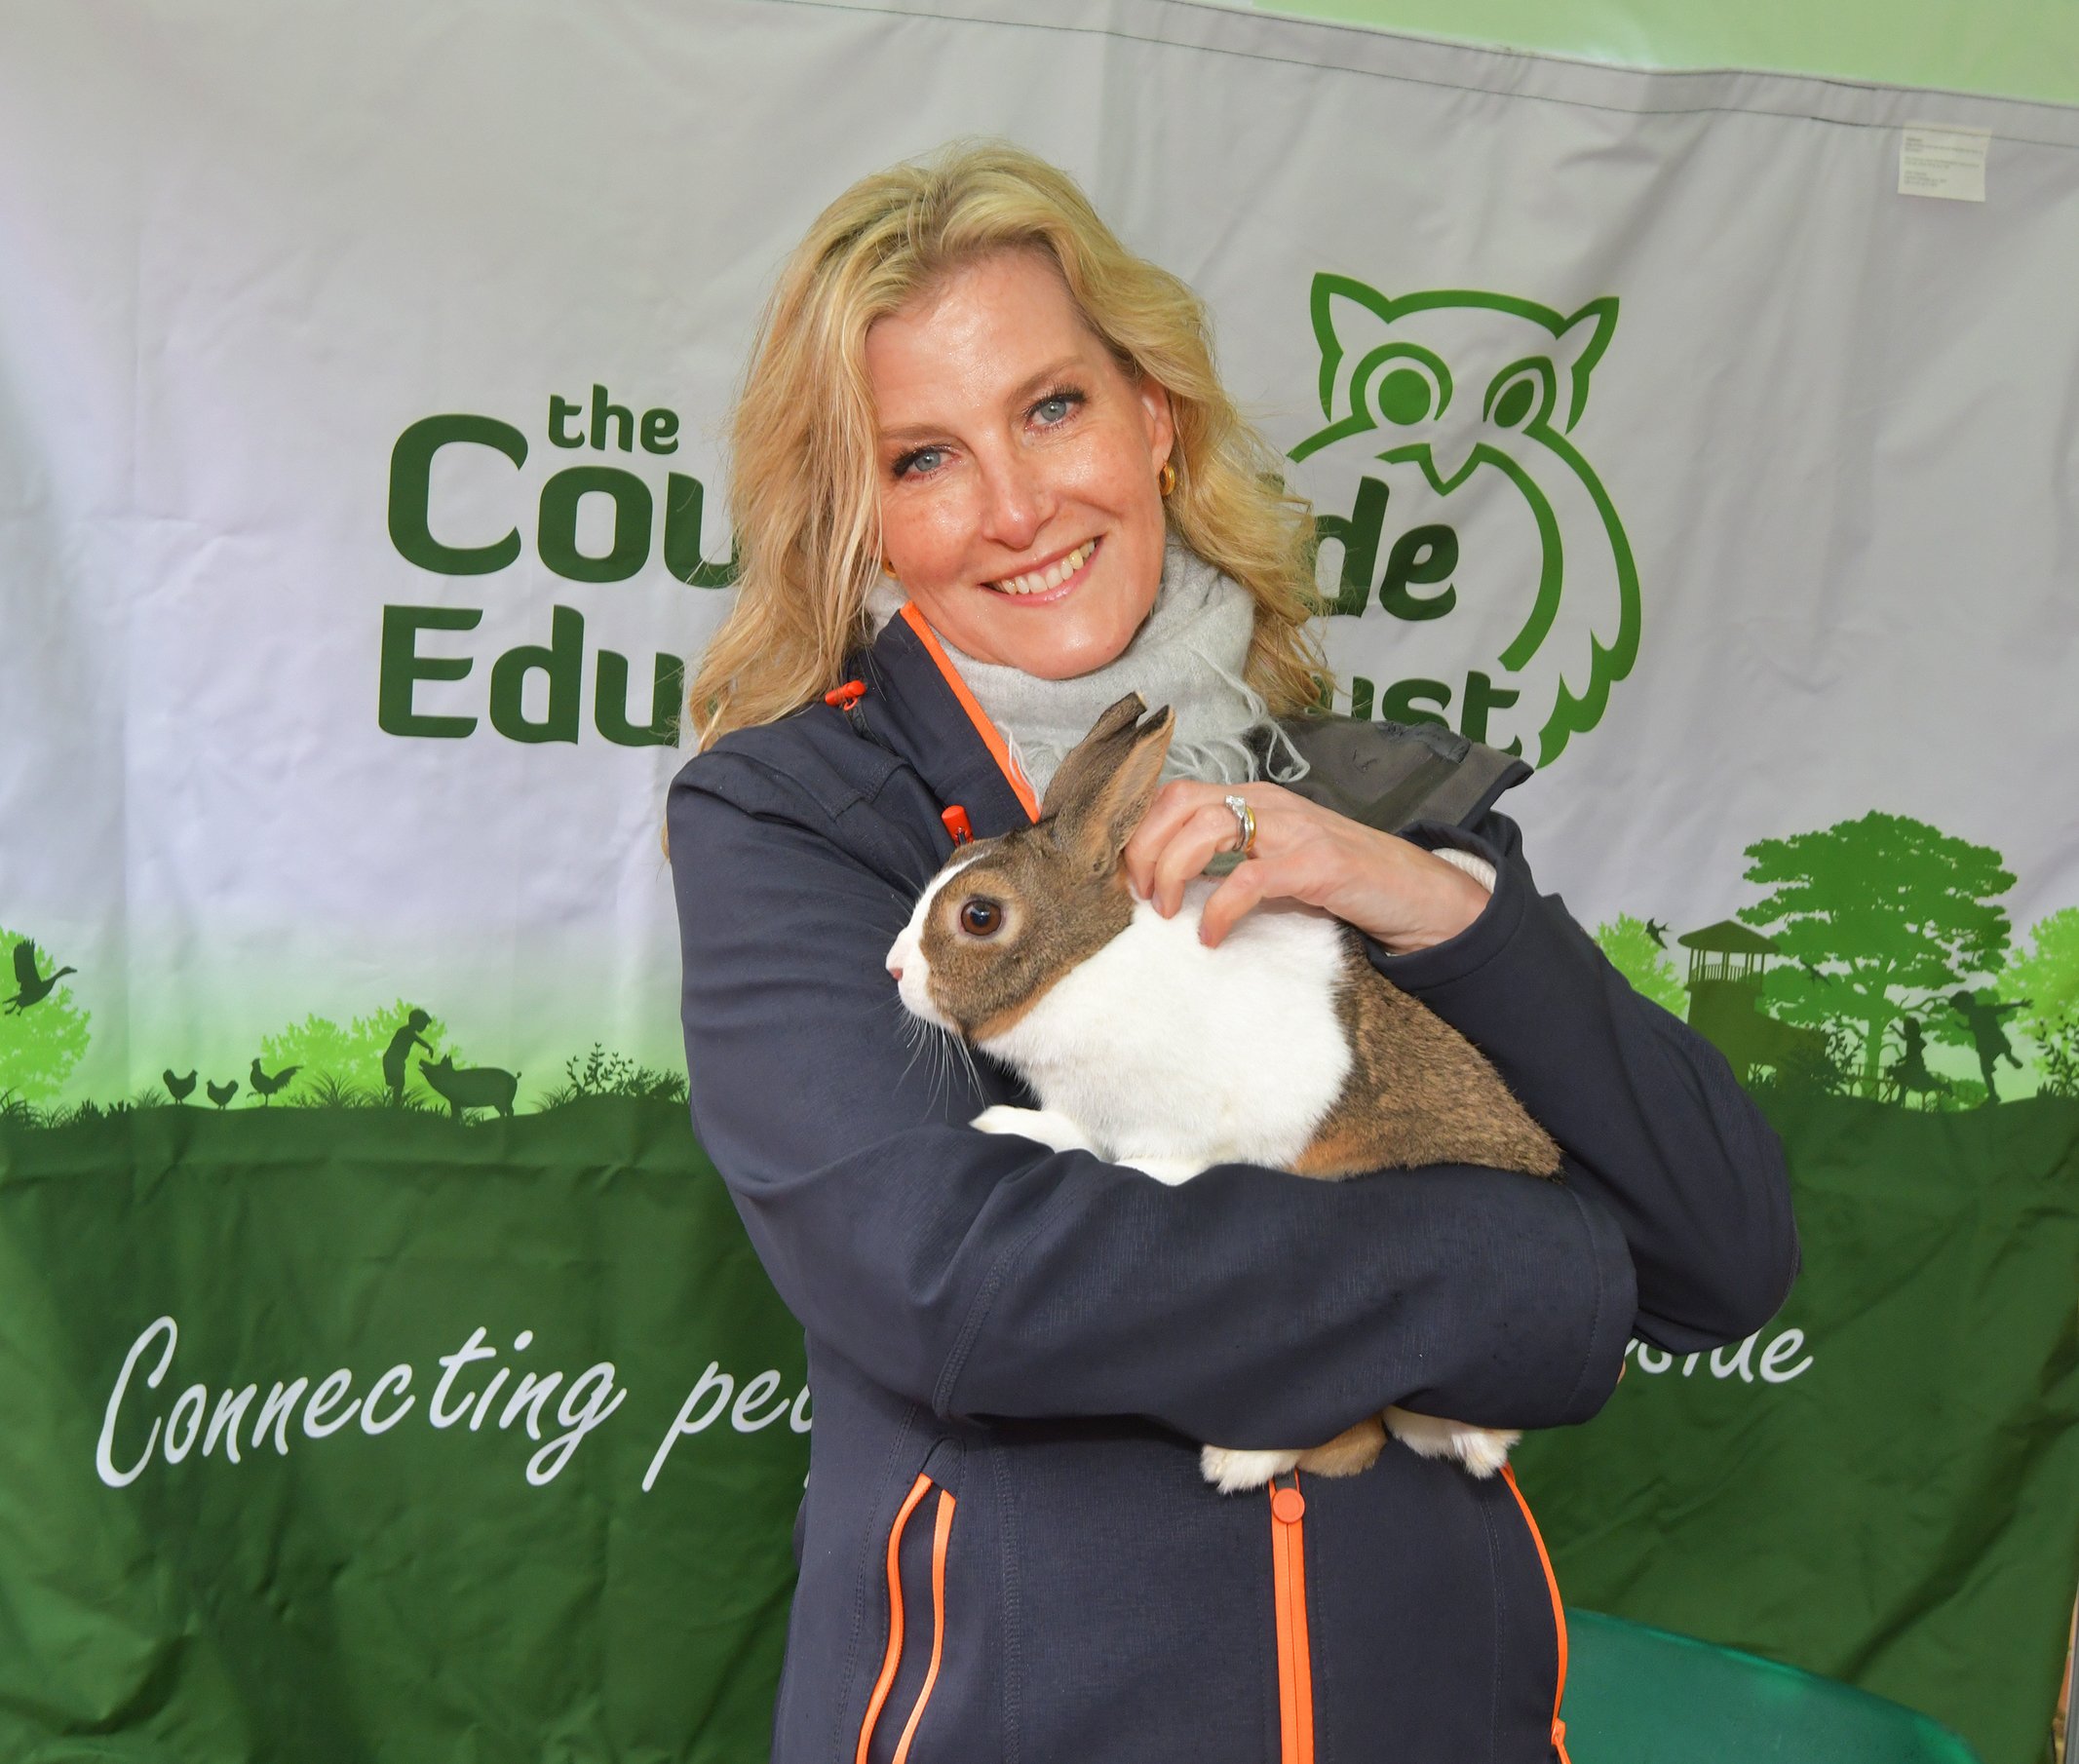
[885,692,1563,1493]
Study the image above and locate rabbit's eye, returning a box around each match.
[959,899,1004,938]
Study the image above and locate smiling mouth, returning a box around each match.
[985,536,1099,597]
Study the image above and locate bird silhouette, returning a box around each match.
[250,1058,300,1105]
[163,1068,197,1104]
[4,940,77,1015]
[206,1078,239,1110]
[1290,276,1638,766]
[1643,918,1669,949]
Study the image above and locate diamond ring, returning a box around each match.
[1223,793,1257,859]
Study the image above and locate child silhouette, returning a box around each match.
[1947,990,2026,1103]
[383,1009,434,1107]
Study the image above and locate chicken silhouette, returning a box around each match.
[250,1058,300,1105]
[163,1069,197,1104]
[206,1078,239,1110]
[4,940,76,1015]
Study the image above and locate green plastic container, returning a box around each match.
[1562,1610,1985,1763]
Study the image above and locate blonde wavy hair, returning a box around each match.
[686,138,1326,750]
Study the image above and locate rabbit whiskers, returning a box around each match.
[893,996,984,1114]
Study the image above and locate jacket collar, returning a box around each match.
[851,605,1041,842]
[841,608,1526,848]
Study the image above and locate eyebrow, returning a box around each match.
[876,356,1087,445]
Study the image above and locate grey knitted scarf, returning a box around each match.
[868,535,1305,802]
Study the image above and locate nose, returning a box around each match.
[976,446,1051,554]
[887,964,904,982]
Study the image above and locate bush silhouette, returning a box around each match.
[254,1001,463,1110]
[2004,906,2079,1095]
[0,927,91,1106]
[1594,916,1687,1019]
[540,1044,687,1108]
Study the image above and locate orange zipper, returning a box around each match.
[889,1487,955,1763]
[1269,1475,1315,1764]
[856,1472,958,1764]
[1271,1466,1569,1764]
[1501,1464,1573,1764]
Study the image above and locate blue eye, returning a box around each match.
[1031,388,1085,426]
[893,445,946,479]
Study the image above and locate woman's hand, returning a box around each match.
[1121,782,1491,954]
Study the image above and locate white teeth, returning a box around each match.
[991,540,1094,595]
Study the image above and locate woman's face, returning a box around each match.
[866,249,1174,679]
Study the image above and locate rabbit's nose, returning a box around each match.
[887,964,904,982]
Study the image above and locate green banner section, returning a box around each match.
[5,4,2078,1757]
[1513,1090,2079,1764]
[0,1101,806,1764]
[6,1089,2074,1763]
[1256,0,2079,109]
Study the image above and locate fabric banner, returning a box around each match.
[3,2,2076,1759]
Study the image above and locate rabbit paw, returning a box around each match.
[1200,1445,1303,1493]
[970,1105,1095,1156]
[1384,1407,1519,1478]
[1121,1154,1212,1187]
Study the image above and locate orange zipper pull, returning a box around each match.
[941,805,973,846]
[1269,1475,1315,1764]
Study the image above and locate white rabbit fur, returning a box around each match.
[888,854,1521,1491]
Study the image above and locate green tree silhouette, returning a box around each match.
[2002,906,2079,1022]
[255,1000,463,1107]
[1593,915,1687,1018]
[2003,905,2079,1093]
[0,927,91,1105]
[1739,814,2013,1099]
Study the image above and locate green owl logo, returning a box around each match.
[1290,275,1640,767]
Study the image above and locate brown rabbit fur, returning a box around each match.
[891,693,1560,1482]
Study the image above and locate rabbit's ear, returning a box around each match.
[1038,693,1149,823]
[1048,699,1175,872]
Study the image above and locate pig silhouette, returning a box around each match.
[417,1055,520,1121]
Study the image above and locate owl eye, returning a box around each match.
[1376,367,1434,426]
[1347,343,1451,432]
[958,898,1004,938]
[1375,359,1447,427]
[1483,359,1556,431]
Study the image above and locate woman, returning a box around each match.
[669,141,1795,1764]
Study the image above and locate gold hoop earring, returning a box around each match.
[1158,460,1177,497]
[880,556,897,579]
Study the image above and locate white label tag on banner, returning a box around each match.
[1899,127,1990,202]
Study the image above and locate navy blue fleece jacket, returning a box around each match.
[668,609,1796,1764]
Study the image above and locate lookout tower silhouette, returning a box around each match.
[1679,921,1820,1084]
